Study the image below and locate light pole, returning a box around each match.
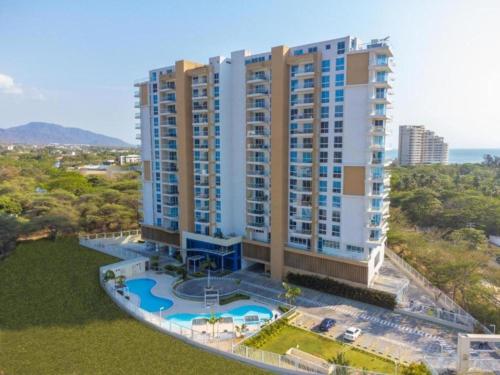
[159,306,165,321]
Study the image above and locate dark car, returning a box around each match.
[318,318,336,332]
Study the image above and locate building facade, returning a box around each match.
[398,125,448,166]
[135,36,393,286]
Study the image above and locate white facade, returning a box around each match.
[398,125,448,165]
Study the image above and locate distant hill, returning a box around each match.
[0,122,132,147]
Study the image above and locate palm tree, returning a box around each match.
[207,311,221,338]
[280,282,301,305]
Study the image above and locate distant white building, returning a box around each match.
[398,125,448,166]
[119,154,141,165]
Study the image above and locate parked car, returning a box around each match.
[343,327,362,341]
[318,318,336,332]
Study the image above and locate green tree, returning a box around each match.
[280,282,302,305]
[447,228,487,250]
[401,362,431,375]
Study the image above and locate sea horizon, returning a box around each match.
[385,148,500,164]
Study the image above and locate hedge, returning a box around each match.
[286,272,396,310]
[245,318,289,348]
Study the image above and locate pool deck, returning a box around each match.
[124,271,279,323]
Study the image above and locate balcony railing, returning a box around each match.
[291,114,314,120]
[247,89,269,95]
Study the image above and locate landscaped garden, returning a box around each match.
[0,237,268,375]
[247,323,397,374]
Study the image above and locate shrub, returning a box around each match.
[245,318,289,348]
[286,272,396,310]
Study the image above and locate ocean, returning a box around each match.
[385,149,500,164]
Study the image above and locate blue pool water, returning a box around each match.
[125,278,173,312]
[166,305,273,327]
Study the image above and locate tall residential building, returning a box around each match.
[135,36,393,287]
[398,125,448,166]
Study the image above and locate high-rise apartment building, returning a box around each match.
[398,125,448,166]
[135,36,393,287]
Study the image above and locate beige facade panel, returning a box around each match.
[143,160,151,181]
[343,166,365,196]
[139,83,149,106]
[270,45,290,281]
[176,60,204,235]
[141,225,180,246]
[346,52,369,85]
[284,249,368,285]
[242,240,271,263]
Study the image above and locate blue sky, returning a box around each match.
[1,0,499,148]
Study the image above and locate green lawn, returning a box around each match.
[255,325,396,374]
[0,238,268,375]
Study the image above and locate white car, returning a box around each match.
[343,327,362,342]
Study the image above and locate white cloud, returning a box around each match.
[0,73,23,94]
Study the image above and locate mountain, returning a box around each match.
[0,122,132,147]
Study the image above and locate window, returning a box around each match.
[333,151,342,163]
[321,91,329,104]
[293,49,304,56]
[320,136,328,149]
[216,213,221,223]
[332,211,340,223]
[321,75,329,88]
[214,86,219,97]
[332,196,341,208]
[320,121,328,134]
[156,218,162,226]
[215,125,220,136]
[319,180,327,192]
[334,105,343,118]
[153,117,159,126]
[334,120,343,133]
[375,88,386,99]
[150,72,157,81]
[332,224,340,237]
[214,99,220,110]
[153,106,158,115]
[337,41,345,54]
[375,103,385,115]
[319,223,327,235]
[334,136,343,148]
[308,46,317,53]
[319,165,327,177]
[319,208,327,221]
[156,204,162,213]
[304,63,314,72]
[319,151,328,163]
[335,73,344,87]
[326,44,331,50]
[346,245,364,253]
[376,54,388,65]
[321,60,330,73]
[333,166,342,178]
[335,89,344,102]
[321,106,329,119]
[319,195,327,207]
[333,180,342,194]
[335,57,345,71]
[215,163,221,174]
[304,78,314,88]
[376,71,388,83]
[214,73,219,84]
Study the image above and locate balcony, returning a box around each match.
[159,96,176,104]
[247,89,269,97]
[195,217,210,224]
[247,143,269,150]
[160,84,176,91]
[247,104,269,111]
[292,214,312,222]
[291,128,314,135]
[247,183,267,190]
[247,74,269,83]
[290,185,312,193]
[291,170,312,179]
[247,169,267,177]
[290,227,312,236]
[247,156,268,164]
[291,67,315,77]
[160,108,176,115]
[134,101,140,108]
[192,104,208,112]
[247,221,265,228]
[192,77,208,87]
[291,113,314,121]
[134,113,141,119]
[291,99,314,107]
[290,143,313,150]
[192,94,208,100]
[247,195,268,202]
[291,84,315,93]
[247,208,266,215]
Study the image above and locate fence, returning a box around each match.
[79,229,141,241]
[80,239,139,260]
[385,248,489,333]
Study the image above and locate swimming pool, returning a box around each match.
[166,305,273,327]
[125,278,173,312]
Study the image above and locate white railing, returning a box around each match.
[385,248,490,333]
[79,229,141,241]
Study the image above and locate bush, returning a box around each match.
[245,318,289,348]
[286,272,396,310]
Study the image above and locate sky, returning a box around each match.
[0,0,499,148]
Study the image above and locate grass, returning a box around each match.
[252,325,396,374]
[0,237,268,375]
[219,293,250,305]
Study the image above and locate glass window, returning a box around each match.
[319,208,327,221]
[334,136,342,148]
[319,151,328,163]
[334,120,343,133]
[335,73,344,87]
[321,75,329,88]
[321,91,329,104]
[333,180,342,194]
[335,57,345,71]
[333,166,342,178]
[319,180,327,192]
[337,41,345,54]
[321,106,329,119]
[334,105,343,118]
[335,89,344,102]
[321,60,330,73]
[332,196,341,208]
[332,211,340,223]
[333,151,342,163]
[319,195,327,207]
[320,136,328,149]
[332,224,340,237]
[319,165,327,177]
[319,223,327,235]
[320,121,328,134]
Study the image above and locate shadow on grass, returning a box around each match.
[0,237,127,330]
